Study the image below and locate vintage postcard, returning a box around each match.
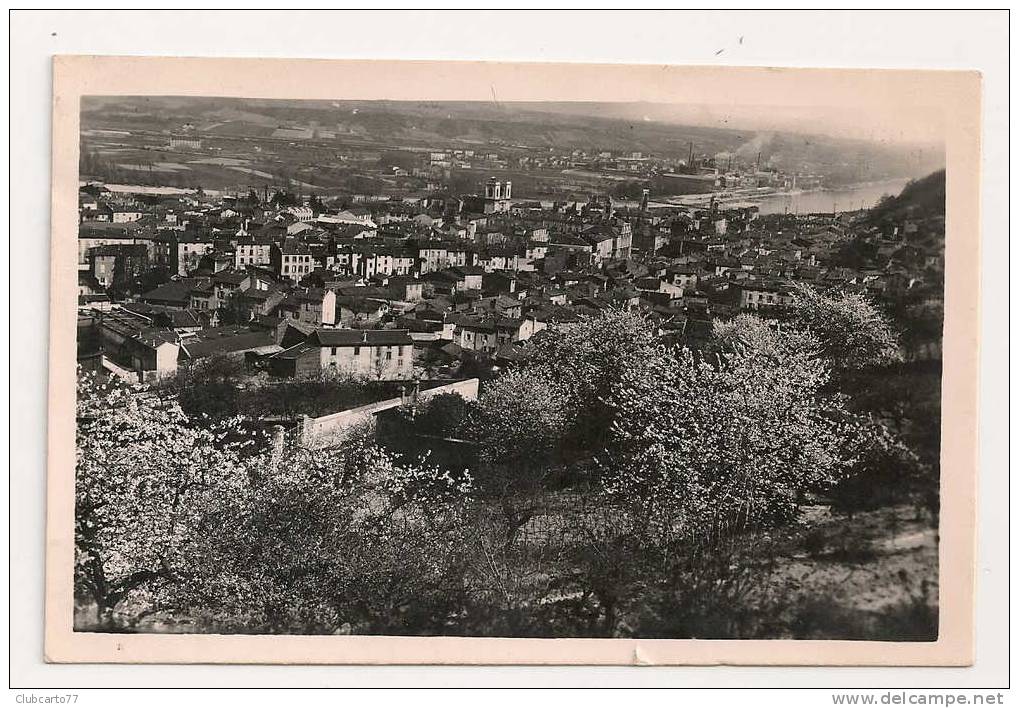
[46,56,981,665]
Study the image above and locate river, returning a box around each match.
[590,176,918,215]
[751,177,914,215]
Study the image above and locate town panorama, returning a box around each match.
[75,96,947,640]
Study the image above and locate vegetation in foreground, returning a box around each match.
[74,285,939,639]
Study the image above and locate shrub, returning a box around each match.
[801,527,828,557]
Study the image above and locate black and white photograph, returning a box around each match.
[69,85,954,644]
[2,7,1006,696]
[6,6,1010,696]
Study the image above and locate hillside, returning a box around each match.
[866,169,946,224]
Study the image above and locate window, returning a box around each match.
[353,346,360,356]
[386,351,392,361]
[330,347,337,356]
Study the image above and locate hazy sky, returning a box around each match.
[659,104,945,145]
[81,60,954,148]
[521,102,946,146]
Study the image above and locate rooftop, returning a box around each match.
[311,328,413,348]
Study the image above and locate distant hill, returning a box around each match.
[81,97,944,187]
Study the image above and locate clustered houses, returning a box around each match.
[76,175,943,384]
